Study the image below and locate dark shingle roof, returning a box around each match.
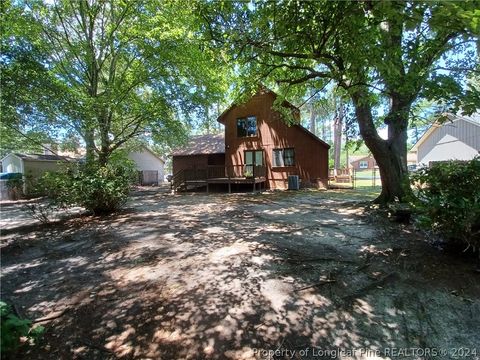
[172,134,225,156]
[14,153,76,162]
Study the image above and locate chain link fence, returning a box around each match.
[328,168,382,189]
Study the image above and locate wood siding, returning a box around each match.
[222,91,329,189]
[350,157,376,170]
[172,154,209,175]
[418,119,480,165]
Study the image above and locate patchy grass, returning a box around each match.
[321,187,380,201]
[1,188,479,359]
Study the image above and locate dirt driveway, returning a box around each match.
[1,188,479,359]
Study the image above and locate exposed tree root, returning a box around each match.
[295,279,337,292]
[32,308,69,323]
[342,272,399,303]
[80,339,117,356]
[286,257,355,264]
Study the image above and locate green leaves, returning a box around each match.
[410,157,480,249]
[0,301,44,355]
[36,155,137,215]
[201,0,478,203]
[3,0,231,163]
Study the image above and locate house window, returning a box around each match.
[359,160,368,169]
[244,150,263,176]
[237,116,257,137]
[245,150,263,166]
[272,148,295,167]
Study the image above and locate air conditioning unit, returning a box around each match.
[288,175,300,190]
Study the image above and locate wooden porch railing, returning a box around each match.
[208,165,266,179]
[171,169,185,191]
[171,165,266,191]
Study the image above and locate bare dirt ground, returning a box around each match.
[1,187,479,360]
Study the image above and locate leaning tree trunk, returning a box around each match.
[351,92,410,204]
[368,134,409,204]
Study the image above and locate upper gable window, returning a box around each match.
[237,116,257,137]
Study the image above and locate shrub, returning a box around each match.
[34,155,136,215]
[72,162,136,214]
[0,301,44,355]
[34,167,74,208]
[22,203,56,224]
[409,157,480,253]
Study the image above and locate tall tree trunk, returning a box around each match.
[84,127,96,167]
[351,91,409,204]
[322,118,327,141]
[205,106,211,134]
[333,98,343,170]
[98,150,109,166]
[98,135,110,166]
[309,103,316,135]
[98,110,111,166]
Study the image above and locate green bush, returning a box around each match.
[409,157,480,252]
[35,167,75,208]
[72,162,136,214]
[35,155,136,215]
[0,301,44,355]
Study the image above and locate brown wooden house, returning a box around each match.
[349,155,377,170]
[172,134,225,175]
[171,88,330,192]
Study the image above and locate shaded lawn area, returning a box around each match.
[1,188,479,359]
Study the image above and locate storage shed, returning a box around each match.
[127,146,166,185]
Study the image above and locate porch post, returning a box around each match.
[228,173,231,193]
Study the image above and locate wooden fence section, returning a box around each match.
[138,170,159,186]
[329,168,352,185]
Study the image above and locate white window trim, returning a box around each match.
[359,160,369,169]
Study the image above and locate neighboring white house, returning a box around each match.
[0,152,75,197]
[1,153,75,177]
[127,146,165,184]
[411,113,480,166]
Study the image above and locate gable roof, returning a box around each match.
[136,146,165,163]
[217,87,330,149]
[217,87,300,124]
[349,155,371,164]
[296,125,331,148]
[172,134,225,156]
[8,153,76,162]
[411,113,480,152]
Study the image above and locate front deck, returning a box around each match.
[172,165,267,193]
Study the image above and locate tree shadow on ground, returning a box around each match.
[1,189,479,359]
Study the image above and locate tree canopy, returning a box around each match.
[2,0,478,203]
[1,0,230,164]
[201,0,479,202]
